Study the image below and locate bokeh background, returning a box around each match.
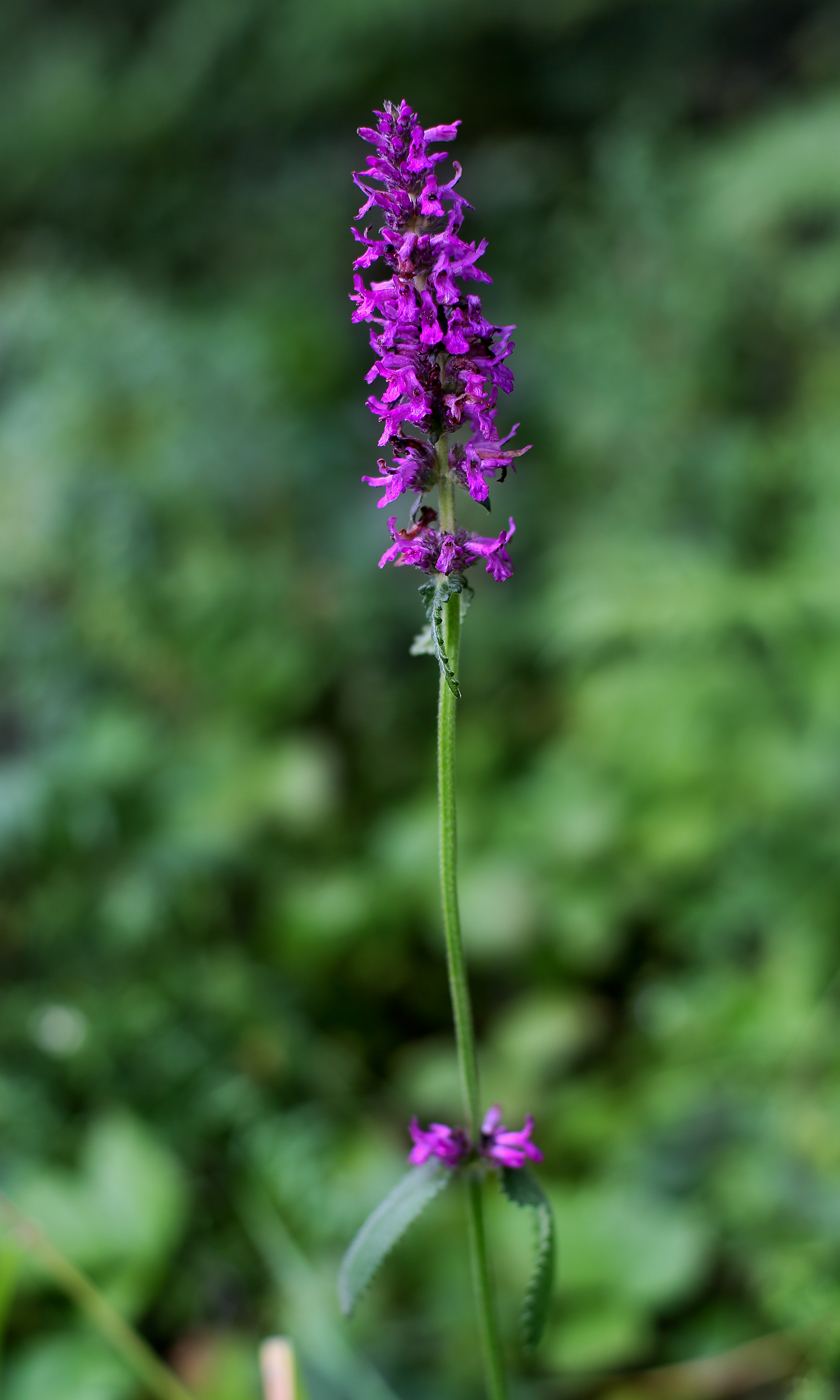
[4,0,840,1396]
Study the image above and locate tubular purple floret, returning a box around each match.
[379,515,516,581]
[351,101,530,575]
[408,1118,470,1168]
[407,1106,543,1170]
[480,1104,544,1168]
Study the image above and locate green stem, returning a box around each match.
[437,583,477,1136]
[0,1190,194,1400]
[465,1176,509,1400]
[436,445,508,1400]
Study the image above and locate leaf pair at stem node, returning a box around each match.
[412,573,473,697]
[338,1159,555,1354]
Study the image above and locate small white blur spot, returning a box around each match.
[30,1004,88,1057]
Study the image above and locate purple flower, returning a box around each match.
[407,1105,542,1171]
[352,101,530,574]
[362,437,437,507]
[479,1105,544,1169]
[451,425,530,504]
[408,1117,469,1168]
[379,514,516,582]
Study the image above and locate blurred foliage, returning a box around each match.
[4,0,840,1396]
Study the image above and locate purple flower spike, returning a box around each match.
[408,1117,469,1168]
[480,1105,544,1169]
[352,101,530,578]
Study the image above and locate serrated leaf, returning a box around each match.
[417,574,474,697]
[501,1167,555,1352]
[338,1160,451,1316]
[409,624,435,656]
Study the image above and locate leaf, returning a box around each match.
[2,1330,135,1400]
[9,1114,188,1317]
[500,1167,555,1352]
[416,574,474,698]
[338,1160,451,1316]
[409,624,435,657]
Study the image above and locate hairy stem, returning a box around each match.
[465,1176,508,1400]
[0,1189,194,1400]
[437,586,478,1134]
[437,442,507,1400]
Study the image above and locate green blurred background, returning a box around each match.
[5,0,840,1396]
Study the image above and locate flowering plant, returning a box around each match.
[338,103,554,1399]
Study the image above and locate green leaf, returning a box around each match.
[3,1331,135,1400]
[338,1160,451,1316]
[10,1114,188,1317]
[417,574,474,698]
[409,624,435,657]
[500,1167,555,1353]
